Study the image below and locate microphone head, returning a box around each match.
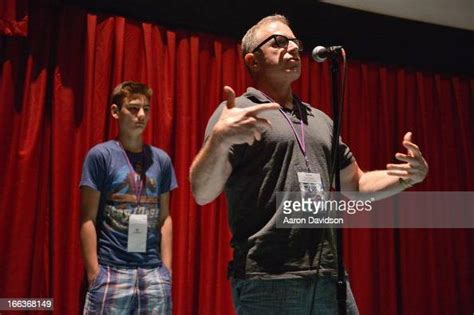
[312,45,343,62]
[312,46,327,63]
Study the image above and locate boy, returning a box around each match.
[80,81,176,314]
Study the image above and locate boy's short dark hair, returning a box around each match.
[110,81,153,108]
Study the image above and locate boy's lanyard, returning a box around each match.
[116,141,144,205]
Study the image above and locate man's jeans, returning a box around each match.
[232,275,359,315]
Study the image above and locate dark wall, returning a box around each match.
[63,0,474,75]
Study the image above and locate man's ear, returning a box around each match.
[111,104,120,119]
[244,53,259,71]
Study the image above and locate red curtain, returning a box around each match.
[0,4,473,315]
[0,0,28,36]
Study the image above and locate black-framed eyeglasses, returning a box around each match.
[251,34,303,53]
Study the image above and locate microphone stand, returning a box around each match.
[329,55,347,315]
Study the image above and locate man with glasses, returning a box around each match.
[190,15,427,314]
[80,81,177,314]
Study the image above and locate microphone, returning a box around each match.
[312,46,343,62]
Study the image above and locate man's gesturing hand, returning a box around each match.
[386,132,429,186]
[211,86,280,149]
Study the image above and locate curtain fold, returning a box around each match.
[0,4,472,315]
[0,0,28,37]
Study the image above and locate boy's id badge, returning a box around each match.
[127,214,147,253]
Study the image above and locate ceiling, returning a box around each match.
[320,0,474,31]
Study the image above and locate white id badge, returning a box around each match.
[297,172,323,190]
[297,172,324,199]
[127,214,148,253]
[297,172,320,185]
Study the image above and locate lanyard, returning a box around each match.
[116,141,144,205]
[259,91,309,168]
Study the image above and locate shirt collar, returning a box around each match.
[243,87,311,113]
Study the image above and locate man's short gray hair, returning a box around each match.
[241,14,290,57]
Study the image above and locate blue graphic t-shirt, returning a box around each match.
[80,140,178,268]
